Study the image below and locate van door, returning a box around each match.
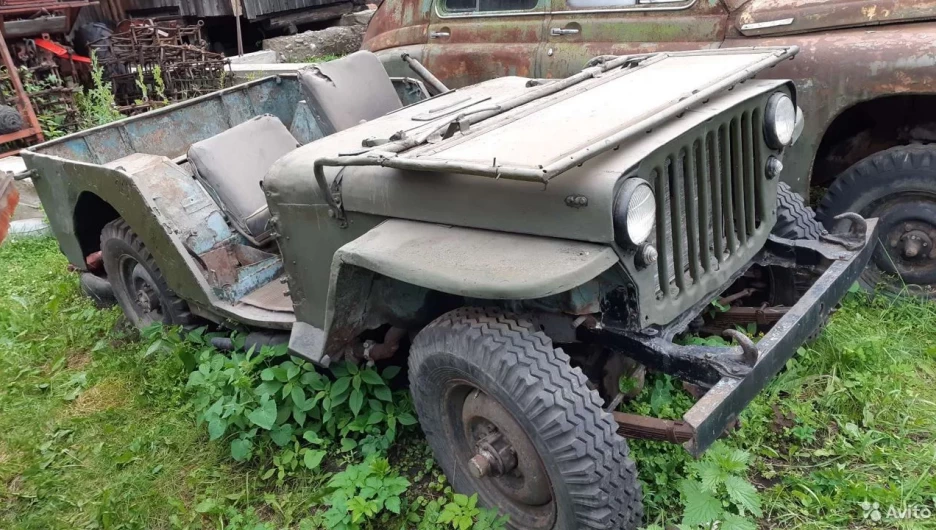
[541,0,726,79]
[424,0,548,88]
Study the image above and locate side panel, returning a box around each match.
[423,0,548,87]
[362,0,433,52]
[727,22,936,193]
[540,0,726,79]
[21,153,214,307]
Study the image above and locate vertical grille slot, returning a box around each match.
[731,117,747,246]
[651,104,768,299]
[668,154,687,293]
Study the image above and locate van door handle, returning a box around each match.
[430,31,450,39]
[550,27,580,36]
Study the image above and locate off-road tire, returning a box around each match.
[100,219,194,328]
[0,105,24,135]
[773,182,824,240]
[817,145,936,298]
[408,307,643,530]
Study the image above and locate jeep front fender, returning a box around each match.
[288,219,620,365]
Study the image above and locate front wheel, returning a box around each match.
[101,219,194,329]
[408,307,643,530]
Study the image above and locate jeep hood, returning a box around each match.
[265,48,795,244]
[732,0,936,37]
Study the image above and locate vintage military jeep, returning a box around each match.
[24,48,875,529]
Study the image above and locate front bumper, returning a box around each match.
[585,217,879,456]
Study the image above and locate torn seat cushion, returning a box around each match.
[298,50,402,134]
[188,114,299,244]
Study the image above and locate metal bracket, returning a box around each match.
[820,212,868,251]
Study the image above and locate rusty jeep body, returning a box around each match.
[25,48,875,529]
[363,0,936,297]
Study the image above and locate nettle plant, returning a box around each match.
[322,456,411,530]
[185,336,417,475]
[670,443,763,530]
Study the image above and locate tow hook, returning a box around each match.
[821,212,868,251]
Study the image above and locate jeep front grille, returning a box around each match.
[651,108,770,299]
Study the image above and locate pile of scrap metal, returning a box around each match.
[0,1,97,157]
[88,19,229,111]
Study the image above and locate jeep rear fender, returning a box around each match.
[292,219,620,365]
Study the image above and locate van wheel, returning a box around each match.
[818,145,936,299]
[408,307,643,530]
[100,219,194,328]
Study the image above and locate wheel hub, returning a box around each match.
[469,431,518,479]
[872,199,936,286]
[457,388,554,521]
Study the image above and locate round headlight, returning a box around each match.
[764,93,796,148]
[614,179,656,246]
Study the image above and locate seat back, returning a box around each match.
[188,115,299,245]
[298,51,403,134]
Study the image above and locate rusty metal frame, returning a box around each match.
[0,26,44,158]
[598,219,878,455]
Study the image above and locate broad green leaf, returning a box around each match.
[331,376,351,397]
[454,493,469,507]
[247,398,277,430]
[260,368,276,381]
[680,479,722,526]
[397,412,418,426]
[207,418,226,441]
[384,496,401,514]
[270,423,294,447]
[360,369,383,386]
[255,380,282,396]
[381,366,401,380]
[349,389,364,416]
[303,449,326,470]
[330,363,350,378]
[374,385,392,402]
[696,461,724,492]
[230,438,252,462]
[367,411,385,425]
[720,514,758,530]
[291,386,307,408]
[724,475,762,517]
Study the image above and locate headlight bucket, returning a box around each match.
[764,92,796,149]
[614,178,656,247]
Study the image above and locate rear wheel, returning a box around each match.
[408,307,642,530]
[101,219,194,328]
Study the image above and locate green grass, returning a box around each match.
[1,237,935,529]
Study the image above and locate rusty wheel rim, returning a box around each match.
[444,381,556,529]
[117,255,165,326]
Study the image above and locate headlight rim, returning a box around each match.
[764,92,796,149]
[614,177,656,247]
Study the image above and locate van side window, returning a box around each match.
[566,0,687,8]
[444,0,538,13]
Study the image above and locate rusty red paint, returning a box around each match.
[363,0,936,193]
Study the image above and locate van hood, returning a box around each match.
[732,0,936,37]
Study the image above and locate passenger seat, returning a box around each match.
[188,114,299,246]
[298,50,403,134]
